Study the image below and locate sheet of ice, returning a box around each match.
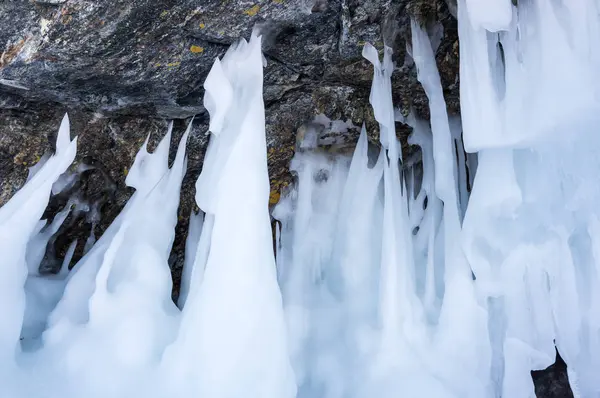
[459,0,600,151]
[274,150,353,397]
[177,209,204,309]
[164,33,296,398]
[465,0,512,32]
[21,239,77,349]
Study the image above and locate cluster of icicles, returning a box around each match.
[2,1,600,397]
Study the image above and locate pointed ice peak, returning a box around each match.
[126,124,172,192]
[56,114,74,155]
[167,119,192,185]
[362,43,394,75]
[25,204,71,275]
[362,42,381,69]
[363,43,397,153]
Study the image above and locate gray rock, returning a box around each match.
[0,0,459,255]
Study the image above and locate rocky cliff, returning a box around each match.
[0,0,458,283]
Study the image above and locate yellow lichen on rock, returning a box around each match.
[269,190,281,206]
[190,45,204,54]
[244,4,260,16]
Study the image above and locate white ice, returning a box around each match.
[163,32,296,398]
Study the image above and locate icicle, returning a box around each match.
[46,121,187,338]
[165,33,296,398]
[0,113,76,364]
[364,43,423,370]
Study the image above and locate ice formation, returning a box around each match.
[1,1,600,396]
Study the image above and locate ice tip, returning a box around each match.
[250,25,264,43]
[56,113,74,152]
[362,42,380,68]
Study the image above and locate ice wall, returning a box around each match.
[459,0,600,396]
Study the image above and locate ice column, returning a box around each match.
[165,33,296,398]
[411,21,491,397]
[0,114,76,365]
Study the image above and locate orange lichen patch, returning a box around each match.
[199,22,206,29]
[0,38,26,68]
[244,4,260,16]
[269,179,291,206]
[269,190,281,206]
[190,45,204,54]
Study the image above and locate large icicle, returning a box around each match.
[46,123,177,330]
[410,20,491,397]
[0,114,76,367]
[362,44,434,397]
[164,33,296,398]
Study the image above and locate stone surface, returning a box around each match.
[0,0,459,271]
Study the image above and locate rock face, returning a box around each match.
[0,0,459,276]
[0,1,567,395]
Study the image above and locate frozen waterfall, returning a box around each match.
[1,1,600,397]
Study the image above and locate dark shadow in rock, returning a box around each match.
[531,348,574,398]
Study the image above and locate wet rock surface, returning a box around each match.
[0,1,568,395]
